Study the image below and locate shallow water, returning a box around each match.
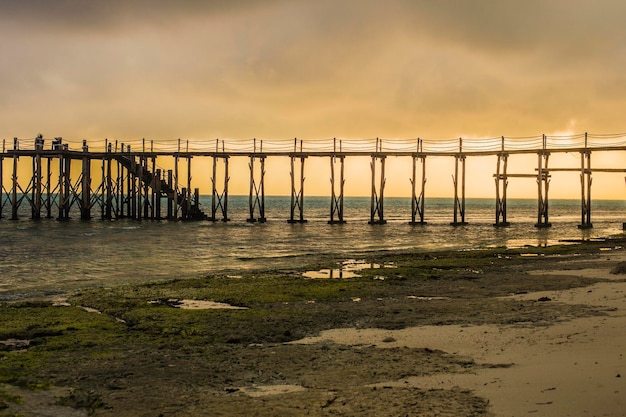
[0,196,624,299]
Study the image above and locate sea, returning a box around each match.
[1,196,625,301]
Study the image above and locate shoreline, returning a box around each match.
[1,240,625,416]
[296,255,626,416]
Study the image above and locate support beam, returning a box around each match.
[369,150,386,224]
[578,149,592,229]
[329,153,346,224]
[0,151,3,219]
[493,152,510,227]
[10,144,18,220]
[31,153,42,220]
[288,154,307,223]
[535,148,552,228]
[409,152,427,225]
[451,139,467,226]
[80,140,92,220]
[247,151,266,223]
[210,156,230,222]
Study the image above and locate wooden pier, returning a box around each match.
[1,133,626,228]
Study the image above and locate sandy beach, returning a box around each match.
[1,242,625,416]
[297,253,626,416]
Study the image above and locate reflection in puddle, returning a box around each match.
[149,299,248,310]
[303,259,397,279]
[302,269,360,279]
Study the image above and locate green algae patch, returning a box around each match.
[0,242,617,416]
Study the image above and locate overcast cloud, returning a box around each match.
[1,0,625,140]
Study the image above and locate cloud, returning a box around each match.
[1,0,626,141]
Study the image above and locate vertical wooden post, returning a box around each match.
[535,135,552,228]
[369,142,386,224]
[0,149,3,219]
[578,149,592,229]
[81,140,91,220]
[173,141,180,220]
[186,153,192,220]
[494,148,510,227]
[247,139,266,223]
[409,146,427,225]
[45,156,52,218]
[167,169,174,220]
[451,138,467,226]
[247,153,267,223]
[10,138,18,220]
[288,152,307,223]
[329,150,346,224]
[32,153,42,220]
[210,155,230,222]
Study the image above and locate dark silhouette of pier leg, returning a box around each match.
[578,149,592,229]
[288,153,307,223]
[451,139,467,226]
[0,150,3,219]
[369,151,386,225]
[535,147,551,228]
[167,170,174,220]
[409,153,427,225]
[329,153,346,224]
[210,156,230,222]
[10,139,18,220]
[247,153,266,223]
[31,153,42,220]
[494,151,510,227]
[80,140,92,220]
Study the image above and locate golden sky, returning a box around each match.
[1,1,626,198]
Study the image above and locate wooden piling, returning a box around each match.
[288,147,307,224]
[535,143,551,227]
[451,139,467,226]
[369,146,387,224]
[409,150,427,225]
[10,139,18,220]
[578,135,592,229]
[329,151,346,224]
[210,155,230,222]
[247,140,266,223]
[493,150,510,227]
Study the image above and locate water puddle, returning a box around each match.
[149,299,248,310]
[406,296,451,301]
[303,259,397,279]
[0,338,30,350]
[237,384,306,397]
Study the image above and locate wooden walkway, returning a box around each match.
[1,133,626,228]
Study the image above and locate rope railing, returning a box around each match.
[4,133,626,154]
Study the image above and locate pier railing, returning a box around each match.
[4,133,626,155]
[2,133,626,228]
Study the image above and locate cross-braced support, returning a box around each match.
[288,155,307,223]
[535,150,551,228]
[0,151,4,219]
[329,154,346,224]
[451,151,467,226]
[80,141,92,220]
[369,153,386,225]
[409,154,427,225]
[247,154,266,223]
[57,151,72,220]
[578,150,592,229]
[210,156,230,222]
[494,152,510,227]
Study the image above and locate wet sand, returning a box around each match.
[297,254,626,417]
[2,242,625,416]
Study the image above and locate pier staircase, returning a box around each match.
[113,155,208,220]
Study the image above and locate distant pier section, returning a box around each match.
[1,133,626,229]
